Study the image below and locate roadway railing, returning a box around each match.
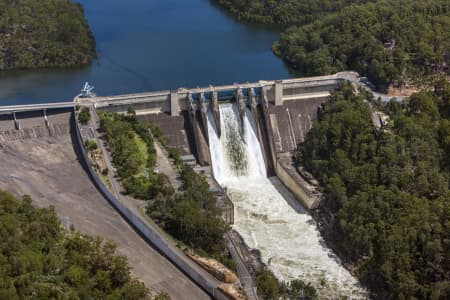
[73,108,230,300]
[0,102,75,114]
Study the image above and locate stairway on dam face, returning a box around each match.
[0,111,209,300]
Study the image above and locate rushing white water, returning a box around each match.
[207,103,367,299]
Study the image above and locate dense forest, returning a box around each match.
[217,0,450,89]
[215,0,373,25]
[0,190,148,299]
[296,81,450,299]
[99,111,171,200]
[0,0,95,70]
[147,165,231,262]
[99,111,232,266]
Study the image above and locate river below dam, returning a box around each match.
[0,0,291,105]
[2,0,368,297]
[208,104,367,299]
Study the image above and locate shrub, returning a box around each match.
[78,106,91,124]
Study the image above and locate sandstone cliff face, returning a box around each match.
[186,253,239,284]
[217,284,247,300]
[186,253,247,299]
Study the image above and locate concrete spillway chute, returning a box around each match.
[261,86,269,108]
[188,92,195,115]
[249,87,257,108]
[43,109,50,128]
[199,92,207,113]
[235,87,245,136]
[249,88,261,135]
[249,87,261,141]
[210,90,221,137]
[187,92,211,166]
[199,92,209,144]
[12,112,20,130]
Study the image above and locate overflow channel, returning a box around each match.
[207,103,367,299]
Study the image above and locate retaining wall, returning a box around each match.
[260,91,321,210]
[274,161,320,210]
[73,109,229,300]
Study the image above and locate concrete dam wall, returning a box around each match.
[0,108,72,142]
[95,73,348,209]
[0,110,211,299]
[0,72,347,210]
[0,72,364,299]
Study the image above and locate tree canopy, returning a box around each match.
[215,0,373,25]
[296,81,450,299]
[0,0,96,70]
[147,164,231,263]
[274,0,450,88]
[0,190,148,299]
[99,111,171,200]
[99,112,231,266]
[216,0,450,89]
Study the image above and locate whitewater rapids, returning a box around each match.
[207,103,367,299]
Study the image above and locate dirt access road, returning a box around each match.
[0,113,209,300]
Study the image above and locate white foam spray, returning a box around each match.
[207,103,367,299]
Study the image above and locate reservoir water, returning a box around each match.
[0,0,291,105]
[2,0,367,297]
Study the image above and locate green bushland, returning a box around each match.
[0,190,148,299]
[78,106,91,125]
[84,139,98,152]
[99,112,232,267]
[147,165,229,255]
[0,0,96,70]
[147,158,232,267]
[255,269,317,300]
[216,0,450,89]
[145,122,233,266]
[273,0,450,89]
[296,81,450,299]
[98,111,173,200]
[154,291,171,300]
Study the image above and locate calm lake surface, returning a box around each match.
[0,0,292,105]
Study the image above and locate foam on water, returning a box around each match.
[207,104,367,299]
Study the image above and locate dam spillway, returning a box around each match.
[1,72,381,299]
[207,104,367,298]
